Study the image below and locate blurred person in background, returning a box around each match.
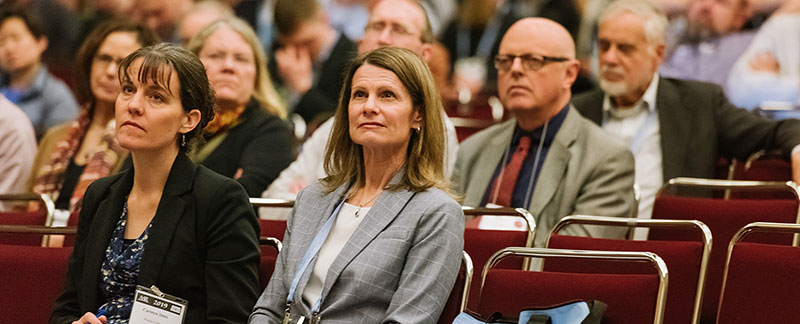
[272,0,357,126]
[129,0,192,42]
[660,0,755,94]
[260,0,459,219]
[28,21,158,226]
[188,17,294,197]
[0,4,79,139]
[176,0,234,45]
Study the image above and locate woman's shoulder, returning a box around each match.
[410,187,462,214]
[194,164,248,192]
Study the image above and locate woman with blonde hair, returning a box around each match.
[250,46,464,324]
[187,17,293,196]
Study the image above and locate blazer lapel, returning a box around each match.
[527,108,578,216]
[318,173,415,306]
[465,119,516,205]
[656,79,689,182]
[137,154,195,286]
[82,170,133,307]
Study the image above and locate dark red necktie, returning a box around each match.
[489,135,531,207]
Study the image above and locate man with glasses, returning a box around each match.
[452,17,635,247]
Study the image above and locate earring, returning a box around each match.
[181,133,186,147]
[414,127,421,133]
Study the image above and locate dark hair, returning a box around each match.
[117,43,215,152]
[0,3,45,39]
[274,0,320,36]
[76,20,159,104]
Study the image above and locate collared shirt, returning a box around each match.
[481,104,569,208]
[602,74,662,240]
[0,65,79,139]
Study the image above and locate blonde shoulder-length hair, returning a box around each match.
[187,17,287,119]
[323,47,450,195]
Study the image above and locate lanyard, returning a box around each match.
[489,120,549,208]
[287,199,345,314]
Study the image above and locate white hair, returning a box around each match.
[598,0,668,47]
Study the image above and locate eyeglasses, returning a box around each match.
[494,54,569,72]
[364,21,420,40]
[93,54,125,68]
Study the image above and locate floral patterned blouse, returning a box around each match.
[96,201,151,323]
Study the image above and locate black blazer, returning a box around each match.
[200,100,294,197]
[572,77,800,182]
[50,154,260,323]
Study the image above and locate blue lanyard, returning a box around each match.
[287,199,345,314]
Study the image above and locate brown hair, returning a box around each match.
[187,17,286,118]
[323,46,450,195]
[118,43,215,152]
[273,0,321,36]
[75,20,159,105]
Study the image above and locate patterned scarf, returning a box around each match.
[32,104,126,213]
[204,104,246,135]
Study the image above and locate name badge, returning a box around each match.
[130,285,188,324]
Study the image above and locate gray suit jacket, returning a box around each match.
[452,106,636,247]
[249,179,464,324]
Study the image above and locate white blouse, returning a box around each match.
[302,202,369,305]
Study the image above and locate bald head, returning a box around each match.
[500,18,575,60]
[496,18,579,130]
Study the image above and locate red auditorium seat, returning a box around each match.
[250,198,292,240]
[649,178,799,323]
[259,237,282,290]
[462,207,535,311]
[716,222,800,323]
[0,194,55,245]
[546,215,712,324]
[0,244,73,323]
[473,247,668,324]
[437,251,473,324]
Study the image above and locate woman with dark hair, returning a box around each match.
[250,46,464,324]
[50,43,260,324]
[28,20,158,226]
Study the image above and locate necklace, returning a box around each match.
[353,189,382,218]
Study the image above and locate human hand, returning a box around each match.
[275,45,313,95]
[71,312,107,324]
[748,52,781,74]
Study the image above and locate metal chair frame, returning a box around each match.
[657,177,800,244]
[459,251,474,313]
[548,215,711,324]
[478,247,669,324]
[0,193,55,224]
[718,221,800,318]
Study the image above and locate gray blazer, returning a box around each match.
[249,178,465,324]
[452,106,636,247]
